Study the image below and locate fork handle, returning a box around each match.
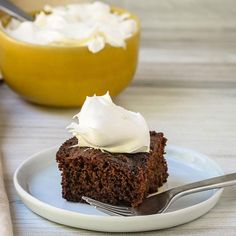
[171,172,236,198]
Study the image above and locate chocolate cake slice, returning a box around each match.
[56,131,168,207]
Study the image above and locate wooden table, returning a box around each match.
[1,0,236,235]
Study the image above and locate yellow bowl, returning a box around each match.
[0,7,140,107]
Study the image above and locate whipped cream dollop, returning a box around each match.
[4,2,137,53]
[67,92,150,153]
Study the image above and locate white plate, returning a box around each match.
[14,146,224,232]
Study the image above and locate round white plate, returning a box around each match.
[14,146,224,232]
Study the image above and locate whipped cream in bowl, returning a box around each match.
[67,92,150,153]
[0,2,140,107]
[3,1,138,53]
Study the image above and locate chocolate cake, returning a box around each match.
[56,131,168,207]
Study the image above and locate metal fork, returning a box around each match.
[82,172,236,216]
[0,0,33,21]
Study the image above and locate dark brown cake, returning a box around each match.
[56,131,168,207]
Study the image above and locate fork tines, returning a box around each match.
[82,196,137,217]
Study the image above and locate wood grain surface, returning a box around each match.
[1,0,236,235]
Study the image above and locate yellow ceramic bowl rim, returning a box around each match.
[0,6,140,50]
